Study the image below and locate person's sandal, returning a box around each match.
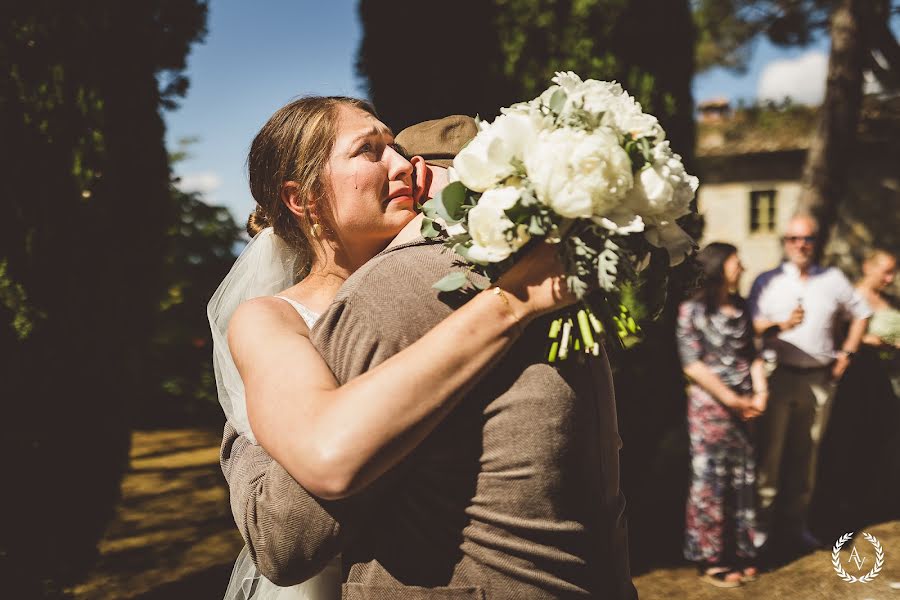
[740,565,759,582]
[699,566,743,588]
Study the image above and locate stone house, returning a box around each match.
[694,96,899,295]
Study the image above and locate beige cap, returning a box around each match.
[395,115,478,167]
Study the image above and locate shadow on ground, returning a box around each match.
[68,426,900,599]
[67,429,243,599]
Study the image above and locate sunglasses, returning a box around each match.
[784,235,816,244]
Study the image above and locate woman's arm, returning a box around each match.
[675,302,748,413]
[229,242,573,500]
[682,361,748,411]
[746,357,769,419]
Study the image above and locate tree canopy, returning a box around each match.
[357,0,695,162]
[0,2,209,592]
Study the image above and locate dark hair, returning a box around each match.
[246,96,378,275]
[694,242,739,314]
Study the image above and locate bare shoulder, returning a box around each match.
[229,296,311,344]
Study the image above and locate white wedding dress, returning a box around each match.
[208,228,342,600]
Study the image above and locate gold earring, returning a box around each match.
[310,223,322,238]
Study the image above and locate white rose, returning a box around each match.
[452,113,539,192]
[523,126,633,219]
[621,142,697,225]
[466,186,531,264]
[644,221,695,266]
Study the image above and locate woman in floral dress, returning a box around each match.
[677,242,769,587]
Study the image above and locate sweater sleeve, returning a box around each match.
[219,422,346,586]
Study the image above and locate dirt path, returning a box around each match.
[66,429,243,599]
[635,521,900,600]
[69,429,900,599]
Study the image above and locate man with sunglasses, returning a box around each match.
[747,213,871,560]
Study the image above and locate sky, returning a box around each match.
[163,0,848,222]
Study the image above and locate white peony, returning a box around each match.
[550,71,583,94]
[544,72,663,141]
[452,112,540,192]
[466,185,531,264]
[644,221,695,266]
[523,126,633,219]
[621,142,697,225]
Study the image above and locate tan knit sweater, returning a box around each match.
[220,238,637,599]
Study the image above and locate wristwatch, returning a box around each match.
[837,349,856,359]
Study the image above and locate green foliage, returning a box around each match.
[143,180,241,425]
[492,0,697,160]
[356,0,508,132]
[698,99,820,154]
[0,1,208,592]
[357,0,695,157]
[423,181,469,225]
[0,259,45,340]
[693,0,834,73]
[432,271,470,292]
[361,0,698,328]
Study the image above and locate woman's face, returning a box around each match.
[322,104,416,246]
[722,252,744,291]
[864,253,897,291]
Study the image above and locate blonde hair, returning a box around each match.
[246,96,377,276]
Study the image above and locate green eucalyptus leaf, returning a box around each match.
[432,271,468,292]
[472,277,490,290]
[420,217,443,238]
[446,233,472,246]
[421,197,439,219]
[433,181,467,224]
[549,88,567,114]
[452,243,476,263]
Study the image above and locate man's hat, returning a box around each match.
[395,115,478,168]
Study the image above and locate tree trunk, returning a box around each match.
[797,0,869,246]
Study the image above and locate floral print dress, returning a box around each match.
[677,299,758,564]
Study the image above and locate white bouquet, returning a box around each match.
[422,72,698,359]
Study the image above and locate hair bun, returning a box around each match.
[246,207,270,237]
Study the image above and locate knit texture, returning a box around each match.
[221,238,636,599]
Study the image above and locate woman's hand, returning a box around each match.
[495,241,578,324]
[721,391,763,421]
[741,391,768,420]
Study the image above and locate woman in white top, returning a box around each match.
[856,249,899,394]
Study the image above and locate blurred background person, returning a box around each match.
[857,249,900,393]
[677,242,768,588]
[747,213,871,560]
[811,248,899,540]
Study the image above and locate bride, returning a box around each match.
[209,96,574,599]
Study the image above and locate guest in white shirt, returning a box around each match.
[747,213,871,557]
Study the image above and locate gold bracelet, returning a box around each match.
[491,286,519,324]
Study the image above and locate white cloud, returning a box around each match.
[175,171,222,197]
[757,51,828,105]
